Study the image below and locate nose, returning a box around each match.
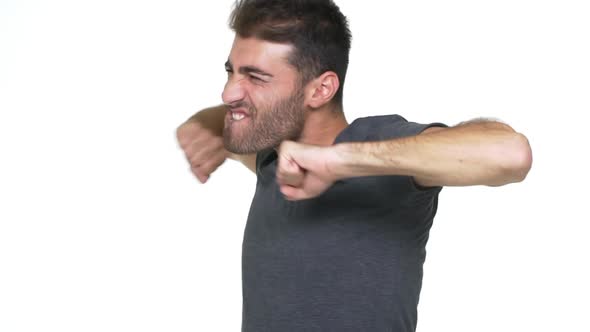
[222,76,246,105]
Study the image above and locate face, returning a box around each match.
[222,36,306,154]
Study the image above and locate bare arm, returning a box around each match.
[185,105,227,135]
[275,119,533,200]
[333,120,532,187]
[177,105,256,180]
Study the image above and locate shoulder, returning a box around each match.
[348,114,408,130]
[338,114,448,143]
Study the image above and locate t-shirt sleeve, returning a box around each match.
[377,114,448,140]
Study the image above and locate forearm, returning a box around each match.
[332,121,532,187]
[186,104,228,136]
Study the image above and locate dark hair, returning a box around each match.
[229,0,351,107]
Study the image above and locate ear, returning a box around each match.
[304,71,340,109]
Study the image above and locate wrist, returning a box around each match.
[330,143,366,179]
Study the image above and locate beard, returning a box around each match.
[223,89,305,154]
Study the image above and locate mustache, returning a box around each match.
[226,101,254,111]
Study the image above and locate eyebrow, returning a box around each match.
[225,60,274,78]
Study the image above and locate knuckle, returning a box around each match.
[192,164,207,174]
[189,155,202,168]
[177,122,207,146]
[183,143,194,157]
[175,125,185,140]
[189,148,204,164]
[176,128,193,148]
[177,135,190,149]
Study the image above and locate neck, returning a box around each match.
[297,104,349,146]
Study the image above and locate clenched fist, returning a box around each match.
[176,109,229,184]
[276,141,346,201]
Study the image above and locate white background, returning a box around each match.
[1,0,589,331]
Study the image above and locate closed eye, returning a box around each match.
[249,75,264,82]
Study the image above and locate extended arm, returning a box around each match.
[332,120,532,187]
[276,119,533,200]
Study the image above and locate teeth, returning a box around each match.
[232,112,246,121]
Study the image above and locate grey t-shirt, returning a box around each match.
[241,114,447,332]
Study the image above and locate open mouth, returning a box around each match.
[229,109,251,123]
[231,112,247,121]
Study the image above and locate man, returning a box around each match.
[176,0,532,331]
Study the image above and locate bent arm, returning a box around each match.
[184,105,257,174]
[332,120,532,187]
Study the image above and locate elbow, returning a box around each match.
[512,133,533,182]
[496,133,532,185]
